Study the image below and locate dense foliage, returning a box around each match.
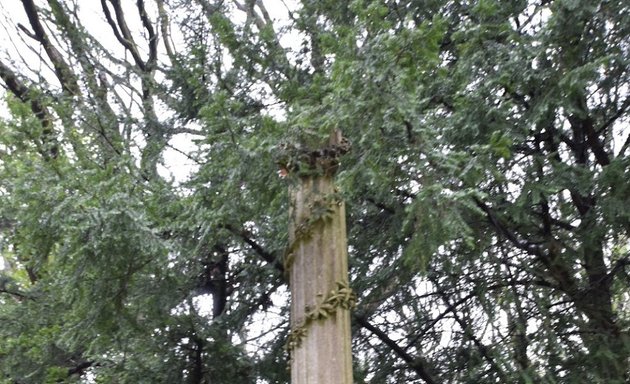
[0,0,628,383]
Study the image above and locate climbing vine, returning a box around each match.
[285,280,356,356]
[282,191,343,274]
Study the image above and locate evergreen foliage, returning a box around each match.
[0,0,628,383]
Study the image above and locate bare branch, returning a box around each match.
[155,0,175,60]
[354,314,438,384]
[598,96,629,137]
[253,0,273,25]
[136,0,157,68]
[17,22,37,40]
[224,224,284,274]
[101,0,146,71]
[474,197,580,296]
[431,277,509,382]
[568,114,610,166]
[21,0,80,95]
[473,197,542,256]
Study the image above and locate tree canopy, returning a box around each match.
[0,0,628,383]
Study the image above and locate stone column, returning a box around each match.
[283,130,354,384]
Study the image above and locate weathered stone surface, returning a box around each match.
[286,131,353,384]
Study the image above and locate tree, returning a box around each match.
[0,0,628,383]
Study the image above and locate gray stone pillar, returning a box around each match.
[283,130,354,384]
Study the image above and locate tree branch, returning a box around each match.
[67,360,93,376]
[597,96,629,136]
[430,277,508,382]
[0,59,58,159]
[224,224,284,274]
[0,287,29,300]
[136,0,157,68]
[21,0,80,95]
[354,314,438,384]
[473,197,542,257]
[101,0,146,71]
[474,197,579,296]
[155,0,175,60]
